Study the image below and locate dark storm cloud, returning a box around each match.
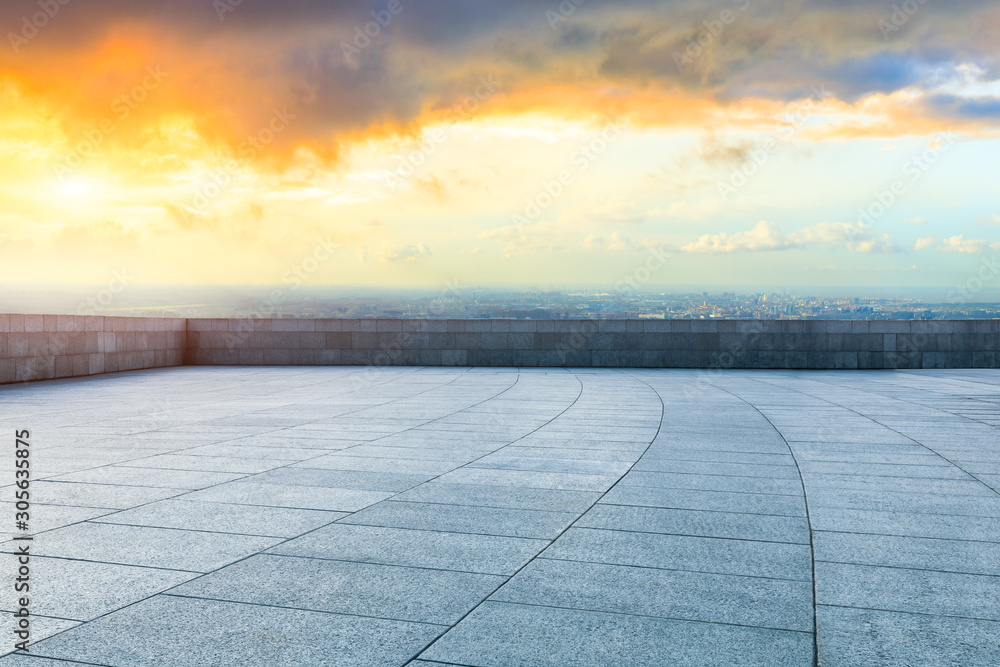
[2,0,998,151]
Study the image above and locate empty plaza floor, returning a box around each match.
[2,367,1000,666]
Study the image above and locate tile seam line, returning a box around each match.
[415,370,665,659]
[535,554,812,582]
[14,368,487,652]
[409,370,598,663]
[252,552,519,578]
[65,369,475,525]
[159,592,452,627]
[704,379,820,667]
[6,654,112,666]
[17,368,465,533]
[470,599,815,635]
[816,602,1000,624]
[100,370,532,667]
[749,376,1000,498]
[551,524,810,545]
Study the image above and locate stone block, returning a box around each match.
[509,320,536,333]
[376,319,402,332]
[441,350,467,366]
[427,333,456,349]
[263,349,292,365]
[325,332,352,349]
[508,333,534,350]
[0,359,14,384]
[352,332,378,350]
[239,349,265,365]
[55,355,73,378]
[480,333,508,350]
[24,314,43,333]
[465,320,492,332]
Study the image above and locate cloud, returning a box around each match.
[377,242,433,262]
[415,175,448,201]
[682,221,901,254]
[479,220,563,258]
[606,232,633,251]
[941,235,987,254]
[902,217,928,225]
[682,221,792,254]
[975,215,1000,224]
[917,235,993,254]
[560,198,648,226]
[3,0,998,169]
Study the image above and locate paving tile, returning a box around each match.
[0,652,79,667]
[116,454,286,474]
[803,474,991,496]
[27,595,443,667]
[251,467,434,492]
[393,482,601,513]
[94,499,343,537]
[269,523,547,576]
[543,527,812,581]
[52,466,245,489]
[420,601,813,667]
[181,481,392,512]
[5,522,279,573]
[181,444,334,459]
[342,500,577,540]
[434,468,619,492]
[579,504,810,543]
[0,618,80,659]
[816,605,1000,667]
[620,471,803,495]
[0,555,195,620]
[6,365,1000,665]
[0,502,112,538]
[499,445,644,462]
[173,554,504,625]
[633,459,802,479]
[809,507,1000,542]
[468,456,632,476]
[293,455,461,475]
[600,485,806,516]
[817,561,1000,620]
[30,481,187,509]
[493,558,813,631]
[807,488,1000,517]
[815,531,1000,576]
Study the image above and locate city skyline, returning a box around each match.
[1,0,999,292]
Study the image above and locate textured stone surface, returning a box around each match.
[0,315,185,383]
[4,317,998,385]
[2,366,998,665]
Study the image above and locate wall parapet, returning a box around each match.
[2,316,998,385]
[0,314,186,384]
[187,318,1000,370]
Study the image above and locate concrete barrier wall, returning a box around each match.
[186,318,1000,370]
[3,316,997,384]
[0,314,186,384]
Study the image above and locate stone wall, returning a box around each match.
[3,316,997,384]
[0,314,186,384]
[186,318,1000,370]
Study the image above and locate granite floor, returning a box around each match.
[1,367,999,666]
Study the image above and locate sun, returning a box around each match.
[56,178,98,199]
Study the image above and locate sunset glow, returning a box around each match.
[1,0,998,289]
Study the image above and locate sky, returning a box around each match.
[0,0,998,293]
